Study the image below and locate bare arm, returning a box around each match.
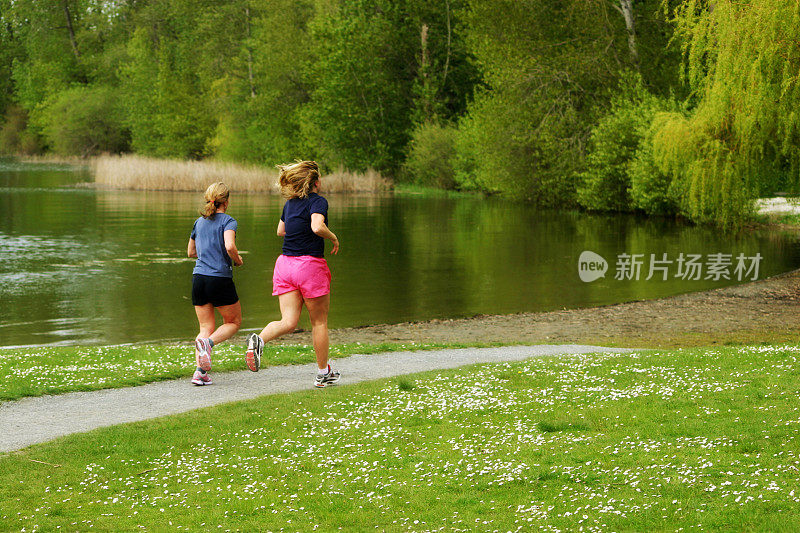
[187,238,197,258]
[311,213,339,254]
[277,219,286,237]
[224,229,244,266]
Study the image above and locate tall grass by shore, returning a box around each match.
[92,154,392,193]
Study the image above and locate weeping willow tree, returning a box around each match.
[652,0,800,227]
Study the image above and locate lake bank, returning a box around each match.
[285,265,800,349]
[3,264,798,401]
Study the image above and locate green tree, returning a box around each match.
[651,0,800,227]
[301,0,418,173]
[33,85,128,156]
[203,0,315,165]
[0,105,39,155]
[3,0,132,151]
[301,0,477,174]
[0,0,21,116]
[456,0,680,204]
[8,0,86,111]
[402,122,459,188]
[119,0,216,159]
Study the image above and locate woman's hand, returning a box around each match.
[233,255,244,266]
[311,213,339,254]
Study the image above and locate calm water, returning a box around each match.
[2,161,799,347]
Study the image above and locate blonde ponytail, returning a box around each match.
[277,160,320,199]
[201,182,230,218]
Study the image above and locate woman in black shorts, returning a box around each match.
[187,182,244,385]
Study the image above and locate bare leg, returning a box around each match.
[303,293,330,371]
[259,291,303,342]
[210,301,242,345]
[194,304,216,340]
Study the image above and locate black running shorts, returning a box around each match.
[191,274,239,307]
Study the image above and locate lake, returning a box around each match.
[2,160,799,347]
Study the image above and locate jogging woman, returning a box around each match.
[187,182,243,385]
[245,161,340,388]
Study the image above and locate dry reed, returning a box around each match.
[318,167,392,194]
[92,154,392,193]
[19,154,89,165]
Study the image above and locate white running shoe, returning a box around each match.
[195,338,212,372]
[245,333,263,372]
[314,365,341,388]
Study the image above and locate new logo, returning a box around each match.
[578,251,607,282]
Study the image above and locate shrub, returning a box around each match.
[401,122,458,189]
[33,85,129,157]
[454,85,579,205]
[0,105,40,155]
[576,103,643,211]
[452,114,482,192]
[628,121,678,216]
[577,75,675,212]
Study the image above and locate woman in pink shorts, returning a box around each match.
[245,161,341,388]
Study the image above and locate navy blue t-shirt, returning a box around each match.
[281,193,328,257]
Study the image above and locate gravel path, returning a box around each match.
[0,344,630,453]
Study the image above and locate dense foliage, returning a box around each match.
[1,0,793,226]
[650,0,800,228]
[577,74,678,214]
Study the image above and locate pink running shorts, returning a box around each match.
[272,254,331,298]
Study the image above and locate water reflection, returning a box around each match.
[1,163,798,347]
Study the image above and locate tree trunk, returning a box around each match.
[62,0,80,60]
[420,23,432,121]
[245,5,256,98]
[616,0,639,69]
[442,0,451,90]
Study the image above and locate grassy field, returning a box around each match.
[0,341,497,402]
[3,344,800,531]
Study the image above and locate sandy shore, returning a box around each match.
[269,267,800,349]
[756,197,800,214]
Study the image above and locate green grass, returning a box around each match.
[393,182,484,199]
[3,344,800,530]
[0,341,506,402]
[752,211,800,228]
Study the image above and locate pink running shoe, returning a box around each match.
[191,370,212,386]
[195,338,212,371]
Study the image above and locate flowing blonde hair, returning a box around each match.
[277,160,320,199]
[201,182,230,218]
